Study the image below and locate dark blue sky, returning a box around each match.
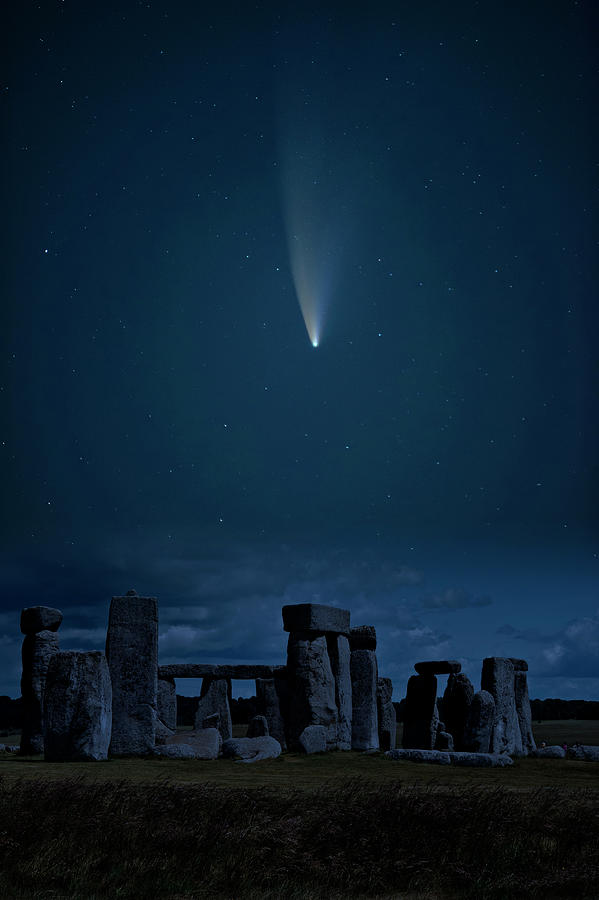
[2,0,597,700]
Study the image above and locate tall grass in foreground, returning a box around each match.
[0,777,597,899]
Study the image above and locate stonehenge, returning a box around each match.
[15,594,541,765]
[19,607,62,754]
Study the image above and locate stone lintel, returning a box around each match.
[509,658,528,671]
[282,603,350,635]
[414,660,462,675]
[158,663,287,680]
[349,625,377,650]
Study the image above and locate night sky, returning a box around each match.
[2,1,598,702]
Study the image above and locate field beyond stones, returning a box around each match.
[1,721,598,899]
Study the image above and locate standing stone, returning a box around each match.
[20,630,60,754]
[105,591,158,755]
[481,657,522,755]
[286,632,338,749]
[327,634,352,749]
[247,715,269,737]
[463,690,496,753]
[350,629,379,751]
[20,606,63,635]
[299,725,327,754]
[157,677,177,731]
[194,678,232,742]
[402,674,438,749]
[44,651,112,762]
[442,673,474,751]
[512,661,535,755]
[255,677,287,750]
[377,677,396,751]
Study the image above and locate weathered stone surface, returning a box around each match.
[153,743,199,759]
[157,677,177,731]
[20,606,63,635]
[351,648,379,750]
[442,673,474,750]
[435,730,454,751]
[349,625,377,651]
[158,663,287,680]
[532,746,566,759]
[299,725,327,754]
[414,660,461,675]
[514,669,536,755]
[154,717,176,745]
[386,749,512,766]
[105,593,158,756]
[509,658,528,672]
[44,651,112,762]
[567,745,599,762]
[202,712,220,730]
[481,657,522,755]
[402,674,438,750]
[386,749,451,764]
[160,727,220,759]
[377,677,396,751]
[286,632,338,749]
[449,751,513,767]
[20,630,60,754]
[282,603,350,635]
[221,736,281,762]
[194,678,232,741]
[463,690,495,753]
[256,677,287,750]
[327,634,352,749]
[247,715,269,737]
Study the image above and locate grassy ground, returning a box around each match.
[1,722,597,898]
[0,777,597,899]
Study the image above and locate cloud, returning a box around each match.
[497,611,599,680]
[420,587,492,611]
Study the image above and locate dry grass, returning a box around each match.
[0,777,597,899]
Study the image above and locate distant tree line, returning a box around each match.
[2,693,598,731]
[531,698,599,721]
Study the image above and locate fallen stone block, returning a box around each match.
[20,606,63,635]
[221,736,281,762]
[161,727,221,759]
[567,745,599,762]
[385,749,452,764]
[153,744,200,759]
[414,660,461,675]
[448,751,513,767]
[282,603,350,635]
[299,725,327,754]
[44,651,112,762]
[154,717,176,745]
[532,746,566,759]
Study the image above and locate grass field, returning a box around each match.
[1,721,597,898]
